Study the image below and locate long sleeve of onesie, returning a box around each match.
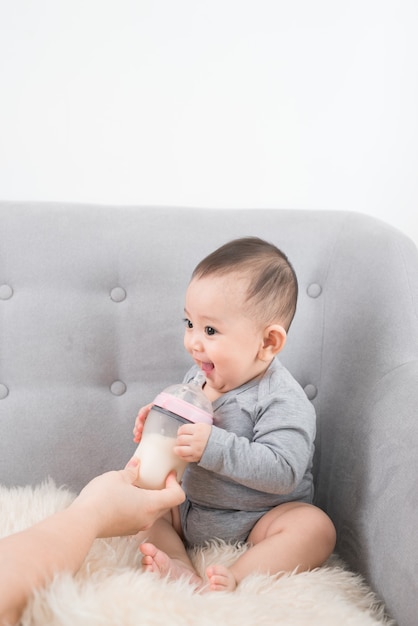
[182,359,316,512]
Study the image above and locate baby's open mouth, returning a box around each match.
[201,361,214,373]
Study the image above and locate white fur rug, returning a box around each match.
[0,481,394,626]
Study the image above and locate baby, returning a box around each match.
[133,236,336,591]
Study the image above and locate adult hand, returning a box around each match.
[72,456,185,538]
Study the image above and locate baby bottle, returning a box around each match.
[134,370,213,489]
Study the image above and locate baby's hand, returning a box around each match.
[174,423,211,463]
[133,403,153,443]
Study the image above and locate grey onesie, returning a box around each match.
[180,358,316,546]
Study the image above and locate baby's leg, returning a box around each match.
[206,502,336,591]
[139,511,202,587]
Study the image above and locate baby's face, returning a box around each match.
[183,274,270,398]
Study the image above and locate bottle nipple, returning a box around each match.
[190,369,206,388]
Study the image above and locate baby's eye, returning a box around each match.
[183,318,193,329]
[205,326,217,336]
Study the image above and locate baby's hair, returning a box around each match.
[191,237,298,331]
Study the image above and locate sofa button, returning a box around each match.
[0,285,13,300]
[110,287,127,302]
[304,384,317,400]
[110,380,127,396]
[0,384,9,399]
[307,283,322,298]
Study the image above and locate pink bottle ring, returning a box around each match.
[153,392,213,425]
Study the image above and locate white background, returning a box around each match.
[0,1,417,243]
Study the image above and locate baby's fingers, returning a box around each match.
[133,403,153,442]
[133,422,143,443]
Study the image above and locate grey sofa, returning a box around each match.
[1,203,417,626]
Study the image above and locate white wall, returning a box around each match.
[1,1,417,243]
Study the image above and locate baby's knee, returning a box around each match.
[310,506,336,556]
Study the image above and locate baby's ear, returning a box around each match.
[259,325,287,360]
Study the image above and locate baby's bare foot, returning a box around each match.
[206,564,238,591]
[139,542,202,586]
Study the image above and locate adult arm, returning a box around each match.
[0,457,185,626]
